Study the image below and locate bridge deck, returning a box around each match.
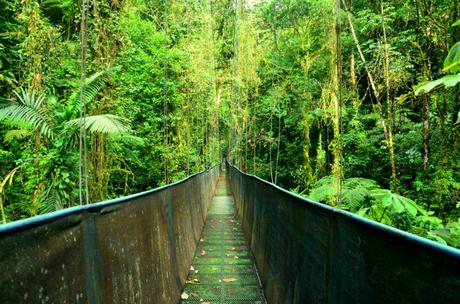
[180,173,266,303]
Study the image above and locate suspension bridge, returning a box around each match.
[0,162,459,303]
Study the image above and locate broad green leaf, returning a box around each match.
[444,41,460,73]
[442,74,460,86]
[392,199,404,213]
[405,203,417,217]
[371,190,418,217]
[414,79,445,95]
[399,196,418,217]
[415,74,460,95]
[427,231,448,245]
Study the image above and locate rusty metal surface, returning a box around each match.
[0,165,220,304]
[227,162,460,304]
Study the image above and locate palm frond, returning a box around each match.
[67,68,120,116]
[38,188,65,213]
[109,133,145,146]
[0,89,53,138]
[108,134,145,165]
[65,114,130,134]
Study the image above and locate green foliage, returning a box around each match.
[415,20,460,95]
[0,89,52,138]
[0,73,130,213]
[308,174,460,247]
[444,41,460,73]
[415,74,460,95]
[370,189,418,217]
[0,0,458,249]
[66,69,113,118]
[309,177,379,210]
[342,178,379,210]
[65,114,130,134]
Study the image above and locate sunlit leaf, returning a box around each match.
[415,74,460,95]
[0,89,53,138]
[444,41,460,73]
[65,114,130,134]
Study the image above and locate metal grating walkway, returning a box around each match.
[180,173,266,304]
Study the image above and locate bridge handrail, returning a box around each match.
[227,162,460,258]
[0,163,221,303]
[0,163,220,235]
[227,161,460,304]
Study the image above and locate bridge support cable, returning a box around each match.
[79,0,89,205]
[335,0,343,206]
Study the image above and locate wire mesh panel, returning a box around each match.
[227,162,460,304]
[0,165,220,304]
[180,175,266,304]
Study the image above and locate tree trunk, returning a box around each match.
[344,2,398,192]
[423,95,430,174]
[269,114,274,183]
[274,114,281,185]
[252,94,257,174]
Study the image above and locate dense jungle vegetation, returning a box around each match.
[0,0,459,247]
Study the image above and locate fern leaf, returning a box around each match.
[308,184,336,203]
[342,187,370,210]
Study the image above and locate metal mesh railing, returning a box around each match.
[0,165,220,303]
[227,162,460,304]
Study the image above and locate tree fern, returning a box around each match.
[308,183,336,203]
[344,178,379,189]
[342,178,379,210]
[342,187,371,210]
[308,176,379,210]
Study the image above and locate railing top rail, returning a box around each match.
[0,163,220,235]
